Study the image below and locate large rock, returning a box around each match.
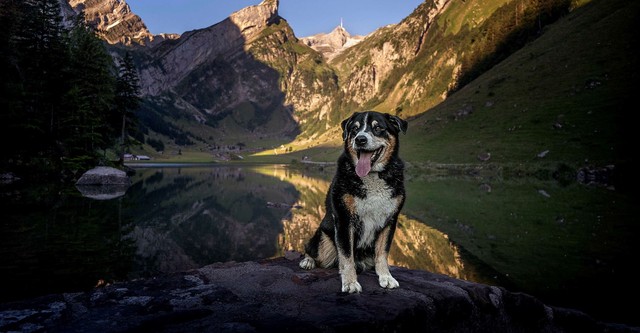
[75,166,131,186]
[0,254,637,332]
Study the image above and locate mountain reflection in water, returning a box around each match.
[123,165,483,283]
[124,166,296,276]
[252,166,488,282]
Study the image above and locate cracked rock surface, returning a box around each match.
[1,254,637,332]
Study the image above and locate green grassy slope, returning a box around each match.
[398,2,639,322]
[397,1,639,324]
[402,0,637,170]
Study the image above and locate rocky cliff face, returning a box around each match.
[127,0,343,145]
[67,0,160,45]
[330,0,453,117]
[138,0,280,96]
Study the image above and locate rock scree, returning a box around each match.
[0,253,637,333]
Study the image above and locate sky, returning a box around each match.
[126,0,425,37]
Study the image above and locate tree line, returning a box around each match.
[0,0,140,181]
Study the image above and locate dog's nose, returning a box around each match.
[355,136,368,147]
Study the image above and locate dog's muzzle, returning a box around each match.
[353,138,385,178]
[355,135,368,147]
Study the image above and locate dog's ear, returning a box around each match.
[386,114,408,134]
[341,112,359,141]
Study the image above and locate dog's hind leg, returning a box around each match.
[375,225,399,289]
[300,228,322,270]
[316,232,337,267]
[300,230,337,269]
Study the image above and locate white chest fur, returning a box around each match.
[354,175,399,248]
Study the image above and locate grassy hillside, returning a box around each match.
[402,0,636,171]
[397,1,638,324]
[327,0,575,122]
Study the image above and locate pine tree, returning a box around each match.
[115,52,141,163]
[2,1,130,178]
[0,0,26,170]
[12,0,70,168]
[62,14,116,171]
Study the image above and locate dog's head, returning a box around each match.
[341,111,408,178]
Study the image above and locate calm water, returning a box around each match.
[0,164,637,326]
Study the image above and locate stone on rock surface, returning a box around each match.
[0,255,637,332]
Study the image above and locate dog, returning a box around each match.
[299,111,408,293]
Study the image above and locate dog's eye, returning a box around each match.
[373,125,384,133]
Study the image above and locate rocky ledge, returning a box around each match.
[1,253,637,333]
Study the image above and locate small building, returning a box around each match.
[124,154,151,161]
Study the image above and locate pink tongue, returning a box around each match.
[355,151,373,177]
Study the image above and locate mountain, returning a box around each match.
[136,0,281,97]
[107,0,457,153]
[65,0,635,171]
[329,0,540,123]
[300,25,365,61]
[66,0,178,45]
[120,0,340,152]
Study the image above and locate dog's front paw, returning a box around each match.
[379,275,399,289]
[342,280,362,293]
[299,256,316,270]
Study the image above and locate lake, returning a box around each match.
[0,164,637,326]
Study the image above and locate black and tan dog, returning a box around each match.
[299,111,408,293]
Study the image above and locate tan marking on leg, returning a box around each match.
[375,226,399,289]
[375,226,391,272]
[316,232,337,268]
